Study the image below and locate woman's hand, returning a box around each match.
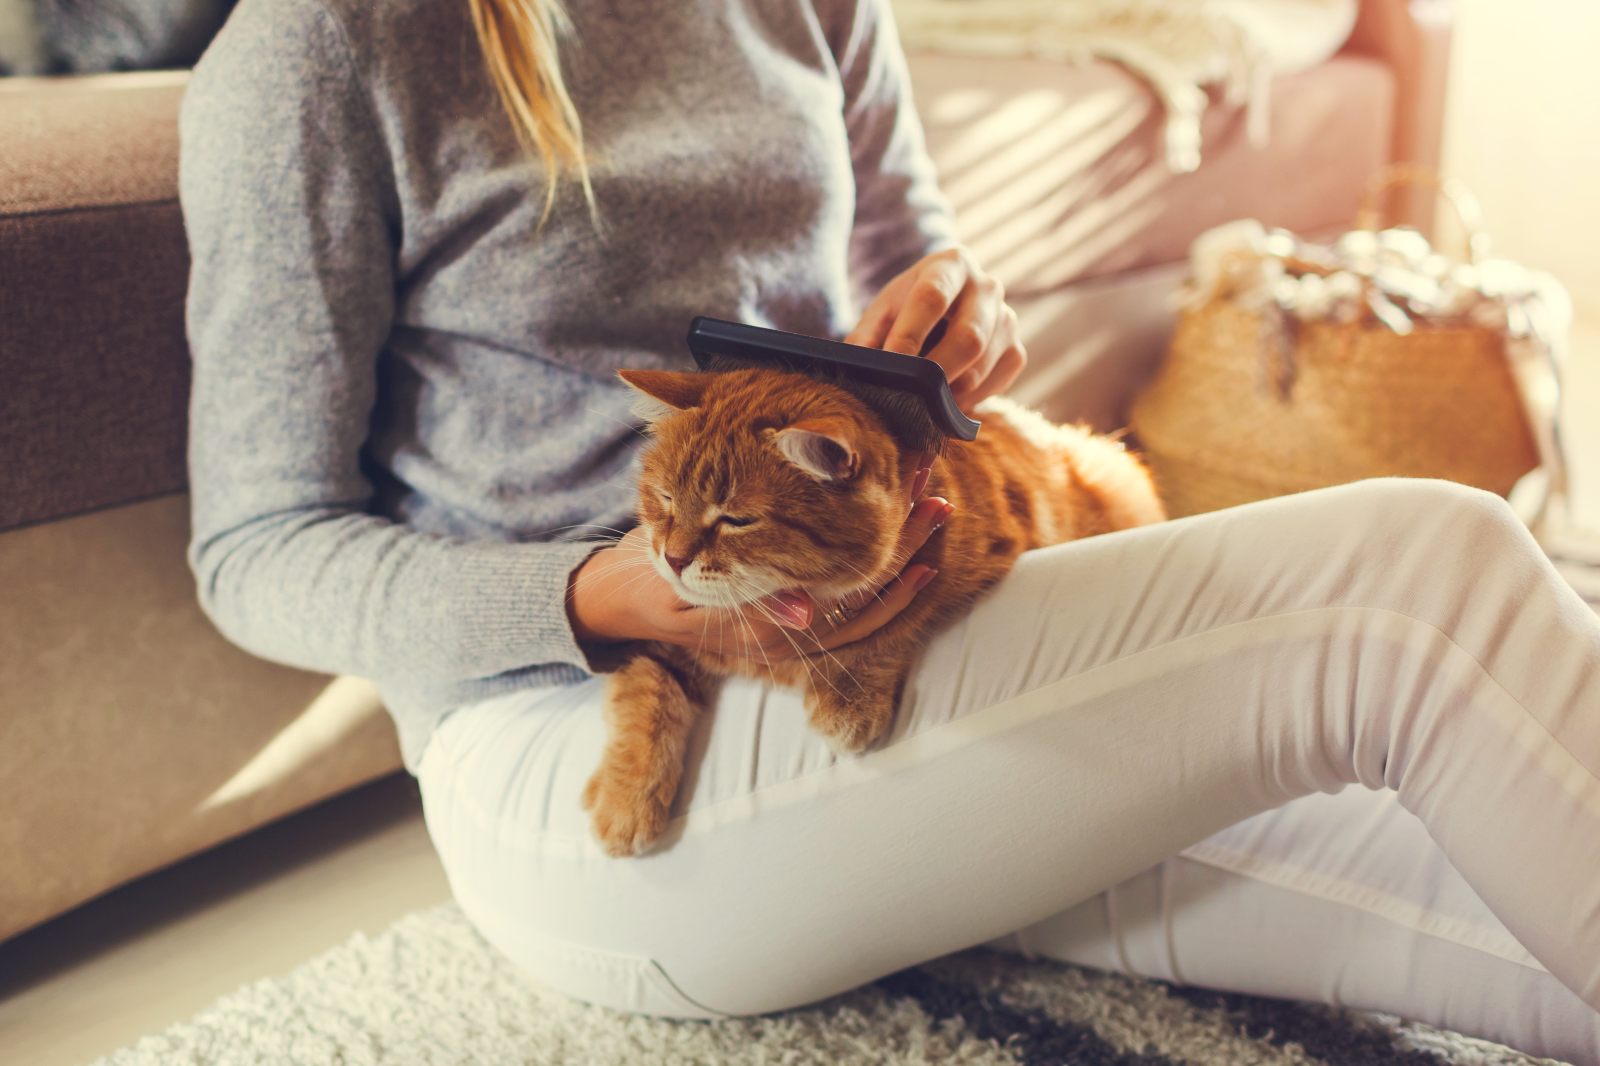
[846,247,1027,411]
[568,492,951,663]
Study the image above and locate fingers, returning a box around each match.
[815,495,951,650]
[903,450,935,509]
[843,284,897,349]
[880,251,968,356]
[880,495,951,588]
[959,343,1025,409]
[818,563,939,650]
[953,306,1026,410]
[845,251,1024,413]
[925,274,1000,385]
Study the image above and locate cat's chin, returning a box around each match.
[674,583,789,611]
[673,584,736,608]
[673,576,810,615]
[668,572,772,609]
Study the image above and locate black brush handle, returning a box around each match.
[685,317,981,441]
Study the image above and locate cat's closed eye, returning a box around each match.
[717,515,757,528]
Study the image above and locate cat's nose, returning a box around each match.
[665,552,692,576]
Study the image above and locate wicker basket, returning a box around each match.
[1130,168,1542,518]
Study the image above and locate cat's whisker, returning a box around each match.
[719,589,760,669]
[695,604,713,658]
[567,561,666,613]
[558,541,661,611]
[826,560,893,610]
[728,600,748,663]
[568,557,657,598]
[734,581,856,697]
[720,575,799,668]
[533,522,634,539]
[731,601,775,678]
[740,596,823,684]
[701,589,734,661]
[758,609,851,698]
[732,574,858,669]
[583,405,653,444]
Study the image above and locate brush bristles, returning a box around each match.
[698,355,948,457]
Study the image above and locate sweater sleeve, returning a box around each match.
[179,0,602,687]
[831,0,960,303]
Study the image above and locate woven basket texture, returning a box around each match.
[1130,299,1539,517]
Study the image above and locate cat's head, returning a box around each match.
[620,367,909,610]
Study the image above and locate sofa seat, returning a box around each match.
[0,496,402,943]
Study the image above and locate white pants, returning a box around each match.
[417,479,1600,1063]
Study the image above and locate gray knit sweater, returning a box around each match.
[178,0,954,767]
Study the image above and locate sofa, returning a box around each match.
[0,0,1451,944]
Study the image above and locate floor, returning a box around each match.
[1,324,1595,1066]
[0,777,451,1065]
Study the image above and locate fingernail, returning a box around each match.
[910,466,931,501]
[911,567,939,593]
[767,590,812,629]
[932,502,956,530]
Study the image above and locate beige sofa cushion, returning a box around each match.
[0,495,403,943]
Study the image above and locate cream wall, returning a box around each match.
[1441,0,1600,319]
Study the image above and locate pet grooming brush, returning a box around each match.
[685,316,981,454]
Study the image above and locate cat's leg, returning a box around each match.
[802,652,911,754]
[582,653,708,856]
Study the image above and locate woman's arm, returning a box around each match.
[829,0,959,304]
[180,0,599,686]
[829,0,1026,408]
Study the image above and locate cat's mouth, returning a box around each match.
[670,571,788,611]
[655,554,823,622]
[678,577,817,630]
[651,547,870,626]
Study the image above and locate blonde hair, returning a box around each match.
[468,0,596,222]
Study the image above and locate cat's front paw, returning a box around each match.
[808,698,893,755]
[582,771,670,857]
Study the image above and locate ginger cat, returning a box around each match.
[582,367,1165,855]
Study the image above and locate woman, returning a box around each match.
[177,0,1600,1058]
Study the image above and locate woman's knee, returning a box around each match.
[1305,477,1533,563]
[1352,475,1516,518]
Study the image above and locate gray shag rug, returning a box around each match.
[95,902,1562,1066]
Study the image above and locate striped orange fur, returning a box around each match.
[582,368,1165,855]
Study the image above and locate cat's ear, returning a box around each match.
[617,370,712,425]
[769,417,860,481]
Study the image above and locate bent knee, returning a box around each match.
[1313,477,1529,553]
[1345,476,1508,513]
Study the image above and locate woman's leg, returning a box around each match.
[991,786,1599,1061]
[417,479,1600,1058]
